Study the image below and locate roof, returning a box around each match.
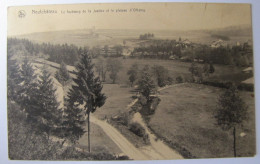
[242,77,254,84]
[243,67,253,72]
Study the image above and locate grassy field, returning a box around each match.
[94,57,249,85]
[94,84,134,119]
[148,83,255,158]
[77,124,122,155]
[31,57,254,158]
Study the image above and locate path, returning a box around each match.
[132,112,183,160]
[39,61,183,160]
[90,115,149,160]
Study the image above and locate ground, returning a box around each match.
[93,84,133,119]
[31,57,255,159]
[93,57,248,85]
[148,83,255,158]
[77,123,122,155]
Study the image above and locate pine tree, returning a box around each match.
[215,84,248,157]
[37,67,62,137]
[67,53,106,152]
[7,54,22,101]
[26,67,62,138]
[18,58,38,111]
[61,97,85,144]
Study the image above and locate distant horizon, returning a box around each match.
[8,3,252,36]
[8,23,252,37]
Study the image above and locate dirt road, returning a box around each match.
[39,61,183,160]
[90,115,149,160]
[132,112,183,160]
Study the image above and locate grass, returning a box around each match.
[93,84,149,148]
[77,123,122,155]
[94,84,133,119]
[30,61,124,156]
[31,56,254,158]
[148,83,255,158]
[109,119,148,148]
[94,57,249,86]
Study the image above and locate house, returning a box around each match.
[210,39,226,48]
[169,54,178,60]
[243,67,253,73]
[99,47,117,57]
[182,39,192,45]
[242,77,254,85]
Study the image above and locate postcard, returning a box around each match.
[7,2,255,160]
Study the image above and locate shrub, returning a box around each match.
[59,146,129,160]
[176,76,183,83]
[129,122,146,137]
[112,112,131,126]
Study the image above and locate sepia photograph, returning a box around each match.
[6,2,256,161]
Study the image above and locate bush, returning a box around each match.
[237,83,254,92]
[60,146,129,160]
[129,122,146,137]
[8,101,64,160]
[138,96,160,115]
[111,112,131,126]
[176,76,183,83]
[202,80,254,92]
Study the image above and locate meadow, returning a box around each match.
[93,57,250,86]
[148,83,255,158]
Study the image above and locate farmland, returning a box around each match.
[148,83,255,158]
[92,57,250,85]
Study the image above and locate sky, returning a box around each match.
[7,2,252,36]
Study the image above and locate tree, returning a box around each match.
[215,85,248,157]
[67,53,106,152]
[7,54,22,101]
[127,63,139,87]
[27,67,62,138]
[209,63,215,74]
[189,62,199,81]
[60,98,85,144]
[95,57,108,82]
[106,58,122,84]
[203,63,210,77]
[151,65,171,87]
[113,45,123,57]
[138,65,156,101]
[104,45,109,57]
[55,62,70,85]
[18,58,38,111]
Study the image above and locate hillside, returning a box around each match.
[13,25,252,47]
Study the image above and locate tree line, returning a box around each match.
[7,38,124,67]
[131,39,253,67]
[139,33,154,40]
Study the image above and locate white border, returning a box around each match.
[0,0,259,164]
